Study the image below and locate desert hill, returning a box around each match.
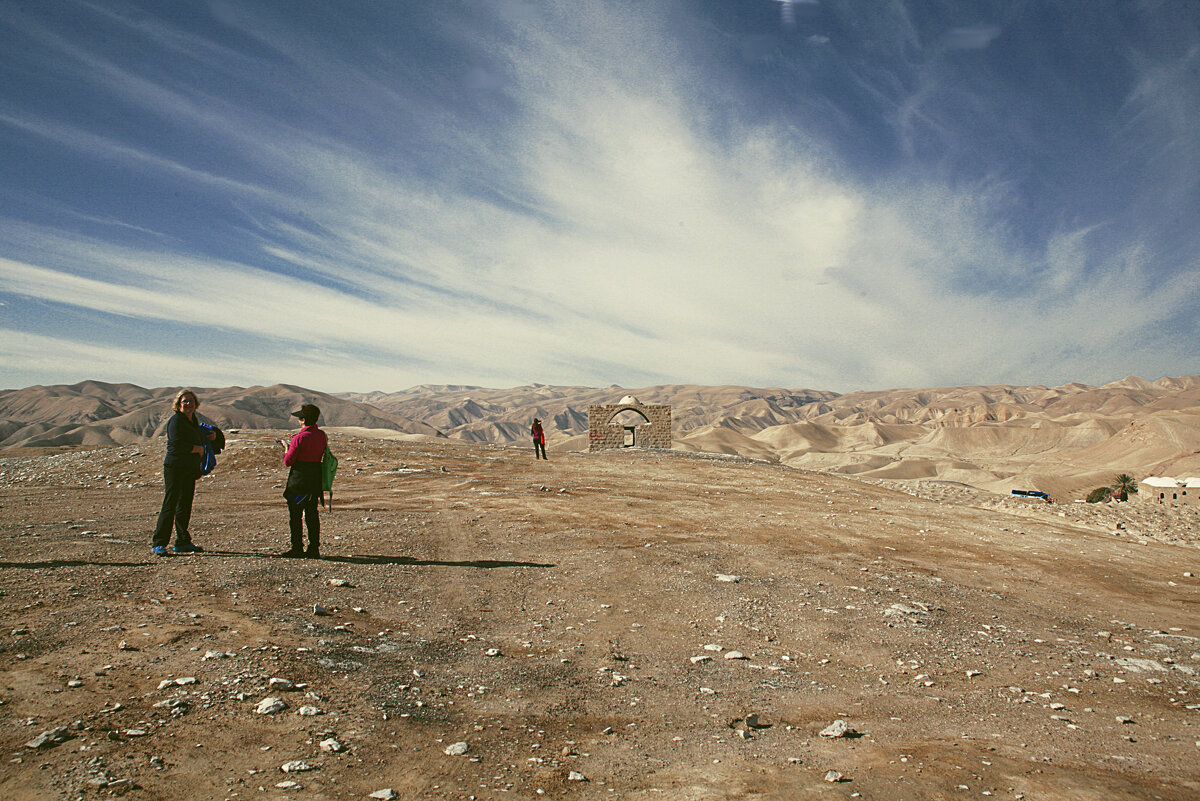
[0,381,439,449]
[340,384,838,447]
[346,377,1200,500]
[4,377,1199,501]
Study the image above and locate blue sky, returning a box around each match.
[1,0,1197,393]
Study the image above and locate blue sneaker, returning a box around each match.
[151,546,168,556]
[173,544,203,553]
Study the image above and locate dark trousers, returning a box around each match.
[153,464,197,548]
[534,441,547,459]
[288,496,320,553]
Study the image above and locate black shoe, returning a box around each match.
[280,549,304,558]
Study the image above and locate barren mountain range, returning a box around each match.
[3,376,1199,500]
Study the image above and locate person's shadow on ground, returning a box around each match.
[198,550,554,568]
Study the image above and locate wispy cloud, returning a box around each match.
[1,1,1197,392]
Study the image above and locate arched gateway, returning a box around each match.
[587,395,672,452]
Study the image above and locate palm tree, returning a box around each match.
[1112,473,1138,502]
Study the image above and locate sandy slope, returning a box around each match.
[0,382,438,449]
[1,434,1198,800]
[4,377,1199,500]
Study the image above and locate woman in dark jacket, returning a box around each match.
[151,389,213,555]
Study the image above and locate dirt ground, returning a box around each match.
[1,433,1198,800]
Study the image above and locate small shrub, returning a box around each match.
[1086,486,1112,504]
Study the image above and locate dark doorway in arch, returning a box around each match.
[610,408,650,448]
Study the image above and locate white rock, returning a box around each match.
[724,651,747,660]
[280,760,312,773]
[297,706,322,716]
[368,791,398,800]
[690,655,712,664]
[329,578,352,587]
[319,738,344,753]
[485,648,501,657]
[824,770,844,783]
[715,574,741,583]
[275,781,302,789]
[202,650,227,660]
[26,727,71,749]
[268,678,296,691]
[255,697,288,715]
[567,771,586,782]
[820,720,855,738]
[444,741,469,756]
[703,644,724,652]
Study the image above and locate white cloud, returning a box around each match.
[1,2,1197,393]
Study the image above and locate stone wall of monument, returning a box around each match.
[587,403,672,452]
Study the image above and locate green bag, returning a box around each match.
[321,444,338,509]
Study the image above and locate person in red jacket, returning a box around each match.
[281,403,327,558]
[531,417,547,460]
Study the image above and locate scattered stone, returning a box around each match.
[745,713,768,729]
[118,640,136,651]
[280,761,313,773]
[152,699,189,712]
[885,603,929,618]
[1116,716,1135,724]
[485,648,501,657]
[724,651,747,660]
[202,650,227,660]
[157,677,196,690]
[690,655,712,664]
[444,741,469,756]
[329,578,352,587]
[275,781,302,790]
[255,697,288,715]
[567,771,587,782]
[966,670,983,678]
[703,644,724,652]
[298,706,322,716]
[268,678,296,691]
[368,790,399,800]
[319,738,344,753]
[820,720,856,738]
[824,770,845,783]
[26,727,71,750]
[314,604,331,616]
[715,574,741,583]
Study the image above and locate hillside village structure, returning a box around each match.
[1138,476,1200,506]
[588,396,672,452]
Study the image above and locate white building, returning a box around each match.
[1138,476,1200,506]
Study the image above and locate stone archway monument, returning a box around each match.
[588,395,672,452]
